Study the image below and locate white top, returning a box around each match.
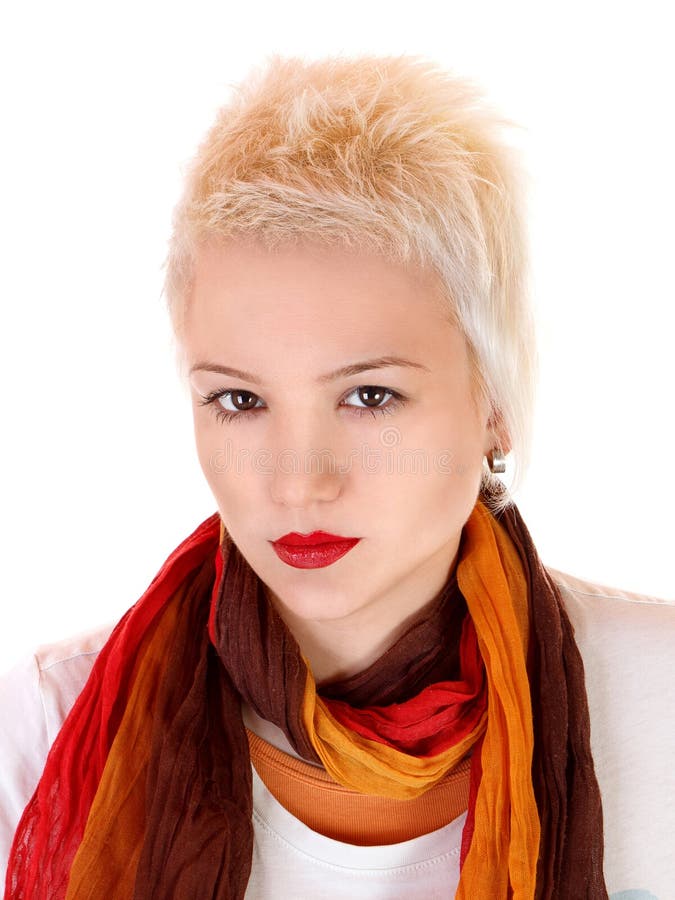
[1,567,673,899]
[248,766,465,898]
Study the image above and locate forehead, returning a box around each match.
[186,238,454,337]
[182,238,479,406]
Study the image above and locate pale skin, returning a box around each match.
[183,237,509,683]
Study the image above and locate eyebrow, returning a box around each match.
[189,355,431,385]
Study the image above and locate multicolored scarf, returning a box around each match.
[5,480,609,898]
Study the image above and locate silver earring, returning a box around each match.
[486,449,506,473]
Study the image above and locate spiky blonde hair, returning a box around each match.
[164,54,538,509]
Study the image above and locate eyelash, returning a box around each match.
[197,386,406,424]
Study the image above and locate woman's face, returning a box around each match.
[183,238,496,651]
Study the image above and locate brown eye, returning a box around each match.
[222,390,260,412]
[342,386,405,419]
[356,386,389,407]
[196,388,266,424]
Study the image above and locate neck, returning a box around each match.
[264,552,460,685]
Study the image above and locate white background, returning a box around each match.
[1,0,673,672]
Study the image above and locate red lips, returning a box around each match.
[270,531,361,569]
[274,531,354,546]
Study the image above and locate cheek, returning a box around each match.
[403,408,485,485]
[399,466,481,559]
[403,421,484,525]
[193,417,217,484]
[192,416,245,502]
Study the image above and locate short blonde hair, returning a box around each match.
[164,54,538,510]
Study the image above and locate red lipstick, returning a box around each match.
[270,531,361,569]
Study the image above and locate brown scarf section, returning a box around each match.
[127,479,606,897]
[501,498,608,897]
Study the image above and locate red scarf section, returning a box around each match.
[324,614,485,757]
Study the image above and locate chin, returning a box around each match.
[269,584,368,623]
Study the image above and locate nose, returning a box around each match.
[268,426,345,509]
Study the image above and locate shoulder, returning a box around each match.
[0,619,113,761]
[27,622,114,743]
[0,622,113,880]
[547,564,673,608]
[545,567,675,894]
[545,564,674,734]
[546,565,674,661]
[548,562,673,624]
[544,565,675,720]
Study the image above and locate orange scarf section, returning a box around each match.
[301,501,540,897]
[301,683,486,798]
[64,587,183,898]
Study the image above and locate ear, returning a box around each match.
[483,406,512,457]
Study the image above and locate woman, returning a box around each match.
[1,54,672,900]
